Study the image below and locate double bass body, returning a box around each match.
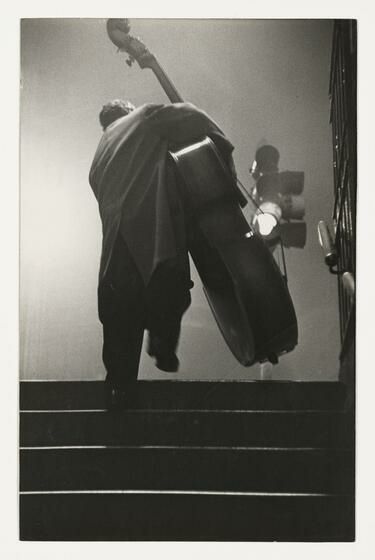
[170,137,298,366]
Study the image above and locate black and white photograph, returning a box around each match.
[17,14,358,542]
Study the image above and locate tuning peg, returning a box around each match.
[126,56,135,67]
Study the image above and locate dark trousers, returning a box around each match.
[98,235,192,389]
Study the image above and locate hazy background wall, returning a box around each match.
[20,18,339,381]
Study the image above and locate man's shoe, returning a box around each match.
[155,353,179,373]
[147,336,179,372]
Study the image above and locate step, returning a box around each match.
[20,409,353,448]
[19,380,347,411]
[20,446,354,494]
[19,491,354,541]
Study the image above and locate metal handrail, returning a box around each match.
[327,20,357,346]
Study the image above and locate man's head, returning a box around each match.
[99,99,135,130]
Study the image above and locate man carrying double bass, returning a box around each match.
[89,98,239,406]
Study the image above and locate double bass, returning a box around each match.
[106,19,298,366]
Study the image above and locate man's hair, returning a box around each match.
[99,99,135,130]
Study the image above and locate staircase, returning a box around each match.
[19,380,354,541]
